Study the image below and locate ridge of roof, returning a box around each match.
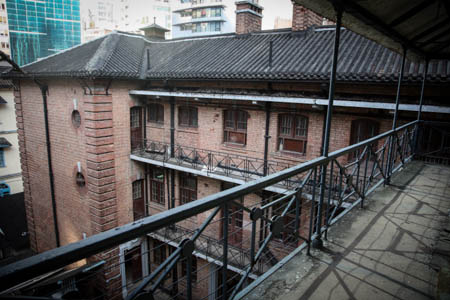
[21,33,112,69]
[85,34,120,72]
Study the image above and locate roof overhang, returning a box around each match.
[294,0,450,61]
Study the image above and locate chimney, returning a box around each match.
[140,20,169,40]
[291,2,323,31]
[235,1,264,34]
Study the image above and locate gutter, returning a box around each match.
[129,90,450,114]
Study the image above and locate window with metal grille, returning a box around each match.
[278,114,308,154]
[148,103,164,124]
[132,180,145,220]
[178,106,198,128]
[224,110,248,145]
[179,173,197,204]
[130,107,141,128]
[150,168,165,205]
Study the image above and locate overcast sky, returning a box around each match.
[260,0,293,29]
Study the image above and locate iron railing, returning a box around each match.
[131,140,303,189]
[0,120,424,300]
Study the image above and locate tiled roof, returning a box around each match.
[15,28,450,83]
[21,33,147,79]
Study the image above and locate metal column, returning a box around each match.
[313,6,343,249]
[386,47,407,184]
[414,60,429,154]
[417,60,429,122]
[263,102,271,176]
[170,96,175,158]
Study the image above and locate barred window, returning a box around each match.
[132,180,145,220]
[224,110,248,145]
[179,173,197,204]
[148,103,164,124]
[178,106,198,128]
[278,114,308,154]
[150,168,165,205]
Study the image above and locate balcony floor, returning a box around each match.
[243,161,450,300]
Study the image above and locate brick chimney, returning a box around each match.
[235,1,264,34]
[291,2,323,31]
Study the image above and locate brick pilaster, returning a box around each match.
[13,80,37,252]
[84,95,117,234]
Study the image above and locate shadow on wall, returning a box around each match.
[0,192,32,266]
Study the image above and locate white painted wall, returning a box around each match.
[0,88,23,194]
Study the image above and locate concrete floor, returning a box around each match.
[244,161,450,300]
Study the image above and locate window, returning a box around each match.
[148,103,164,124]
[179,173,197,204]
[124,246,142,286]
[153,240,166,264]
[224,110,248,145]
[181,256,197,282]
[349,119,379,160]
[0,149,4,167]
[150,168,165,205]
[278,114,308,154]
[132,180,145,220]
[178,106,198,128]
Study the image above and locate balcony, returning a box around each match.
[2,120,446,300]
[131,140,298,193]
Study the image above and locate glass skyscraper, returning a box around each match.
[6,0,81,66]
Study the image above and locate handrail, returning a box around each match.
[0,119,418,292]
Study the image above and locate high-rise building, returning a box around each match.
[172,0,237,39]
[80,0,117,42]
[5,0,81,66]
[118,0,172,38]
[0,0,10,56]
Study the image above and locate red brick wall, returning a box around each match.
[292,3,323,31]
[236,2,263,34]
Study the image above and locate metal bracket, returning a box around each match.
[270,216,284,236]
[180,238,194,257]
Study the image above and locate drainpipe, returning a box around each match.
[171,170,175,209]
[313,6,343,249]
[38,83,61,247]
[263,102,271,176]
[170,97,175,158]
[386,47,407,184]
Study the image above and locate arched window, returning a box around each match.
[178,106,198,127]
[224,110,248,145]
[147,103,164,124]
[278,114,308,154]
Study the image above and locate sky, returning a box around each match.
[260,0,293,30]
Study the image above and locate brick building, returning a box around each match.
[5,1,450,299]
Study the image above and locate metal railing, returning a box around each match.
[132,140,303,189]
[0,120,421,300]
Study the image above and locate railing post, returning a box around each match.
[387,47,407,184]
[263,102,271,176]
[170,96,175,158]
[313,5,343,250]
